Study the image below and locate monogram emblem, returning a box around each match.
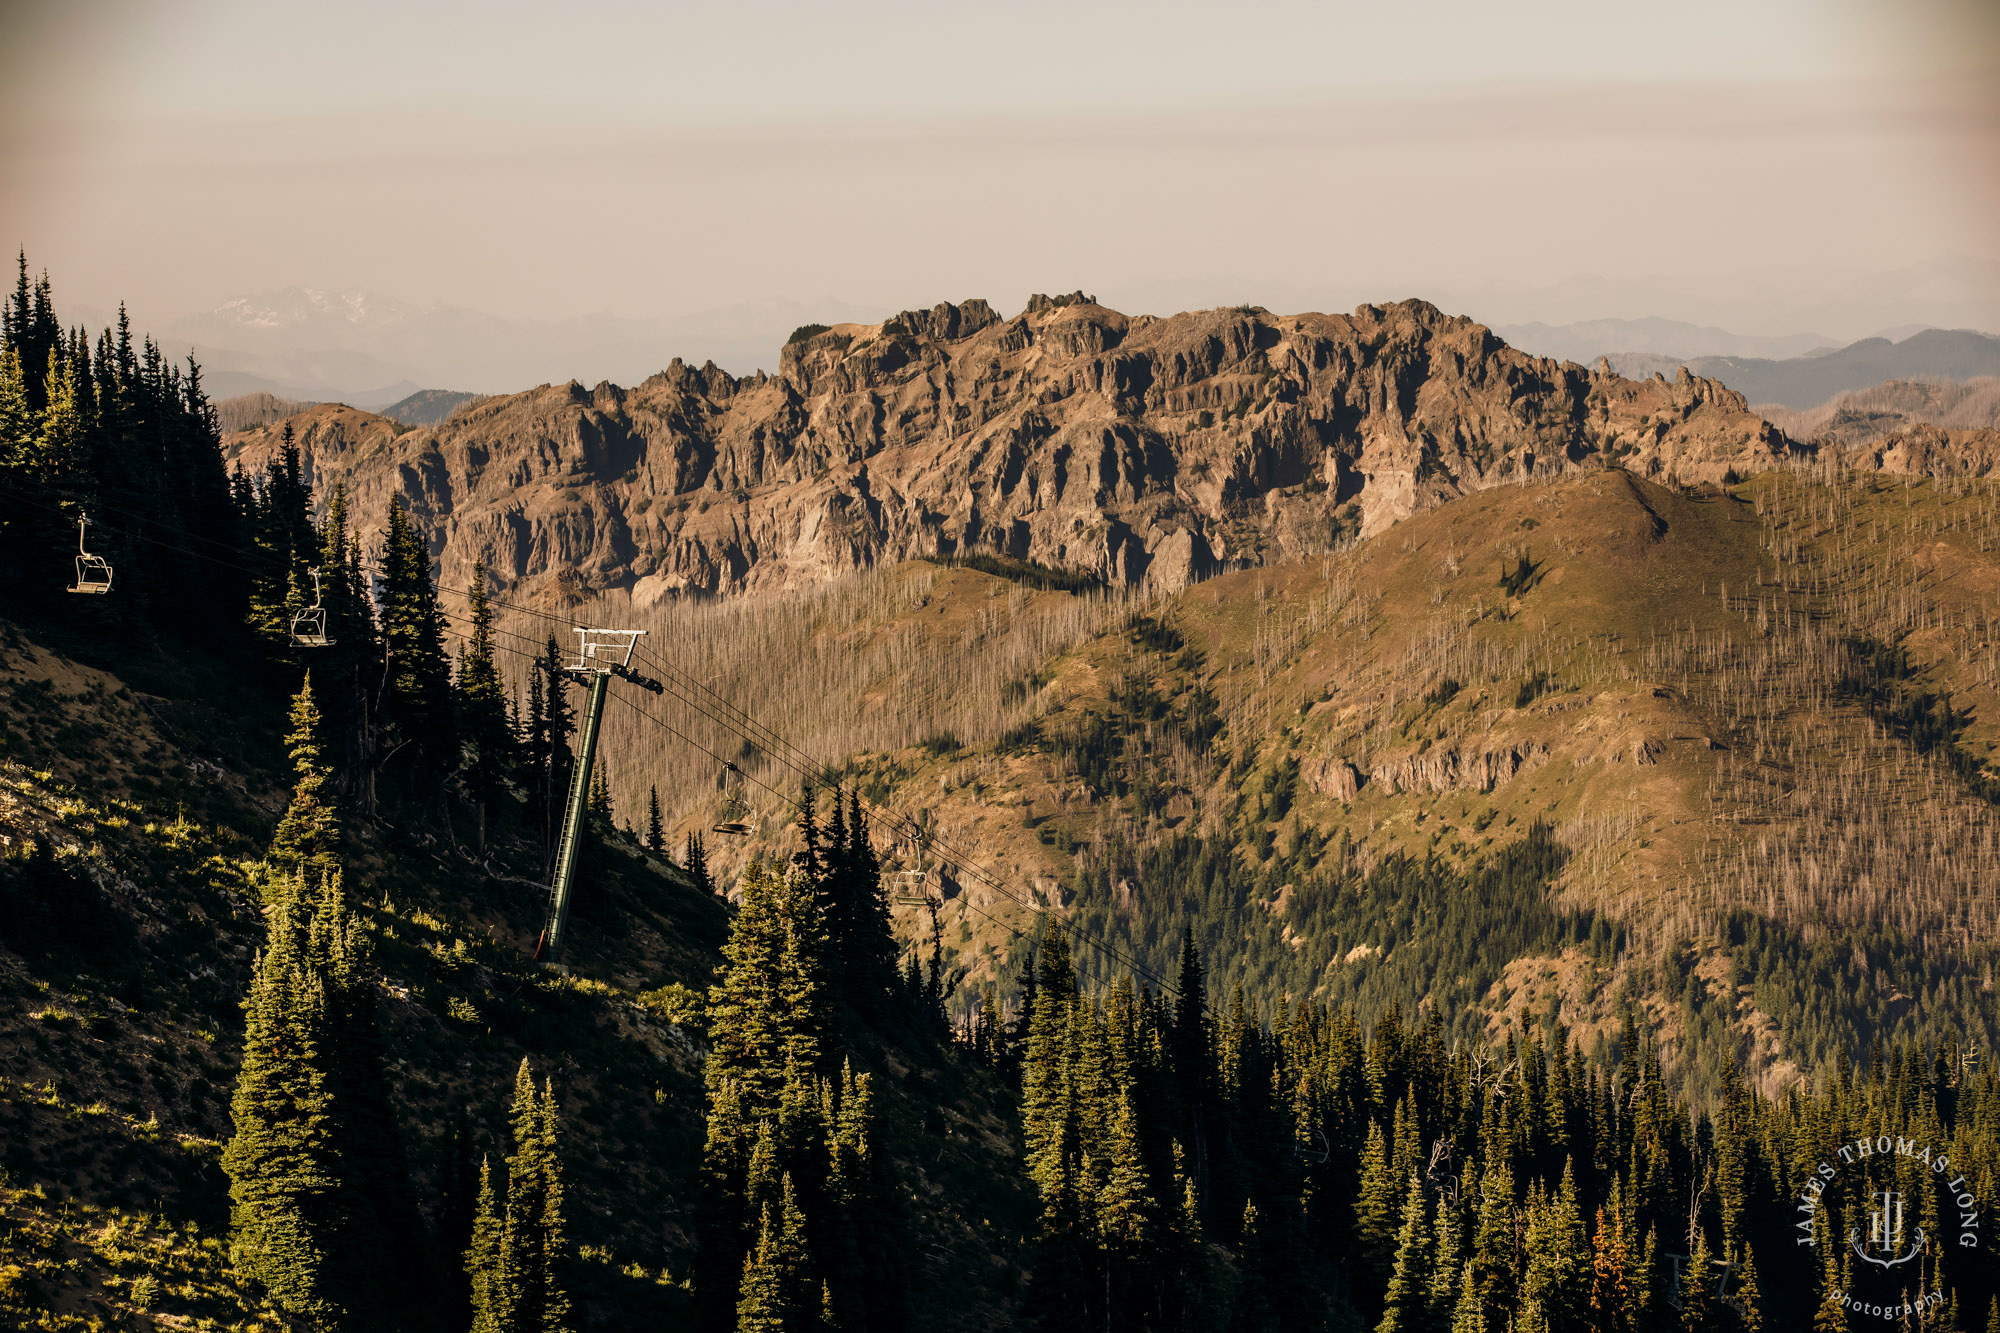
[1848,1190,1925,1268]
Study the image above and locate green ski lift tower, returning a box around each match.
[541,627,661,966]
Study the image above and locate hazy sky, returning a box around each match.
[3,0,1997,341]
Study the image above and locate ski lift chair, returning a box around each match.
[711,761,754,836]
[886,868,932,906]
[290,568,335,647]
[884,822,940,904]
[66,514,112,594]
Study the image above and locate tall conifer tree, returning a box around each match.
[467,1060,572,1333]
[456,557,512,845]
[378,495,456,782]
[224,870,415,1326]
[270,673,340,886]
[1378,1173,1434,1333]
[686,830,715,896]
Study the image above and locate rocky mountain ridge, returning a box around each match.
[226,295,1796,600]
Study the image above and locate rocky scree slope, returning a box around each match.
[226,295,1793,601]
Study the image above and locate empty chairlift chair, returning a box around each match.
[290,568,335,648]
[884,822,939,904]
[66,514,113,595]
[885,867,932,906]
[711,761,754,836]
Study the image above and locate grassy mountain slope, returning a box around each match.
[581,463,2000,1099]
[0,620,1029,1330]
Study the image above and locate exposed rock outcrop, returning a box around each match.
[1302,754,1364,802]
[1368,742,1551,796]
[226,297,1798,600]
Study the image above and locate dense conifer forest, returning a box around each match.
[2,258,1998,1331]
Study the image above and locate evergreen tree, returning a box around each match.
[695,857,849,1330]
[1378,1173,1434,1333]
[270,673,340,886]
[686,830,715,896]
[223,870,413,1326]
[378,496,456,784]
[1713,1059,1750,1253]
[1172,924,1210,1076]
[706,859,827,1115]
[0,346,36,491]
[1678,1225,1716,1333]
[1098,1081,1157,1325]
[467,1155,511,1333]
[309,484,377,793]
[1733,1245,1763,1333]
[1468,1157,1517,1315]
[736,1177,812,1332]
[467,1060,572,1333]
[222,871,345,1322]
[817,787,898,1014]
[1355,1118,1402,1306]
[646,785,664,852]
[1450,1263,1485,1333]
[1228,1202,1272,1333]
[1635,1227,1665,1332]
[39,352,86,501]
[506,1061,572,1333]
[588,757,612,823]
[1520,1160,1589,1333]
[1428,1192,1465,1332]
[1589,1204,1633,1333]
[247,423,313,643]
[823,1058,898,1332]
[456,558,513,846]
[533,635,575,867]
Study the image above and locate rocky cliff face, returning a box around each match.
[225,296,1796,600]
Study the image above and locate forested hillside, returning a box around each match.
[4,257,1999,1331]
[567,460,2000,1105]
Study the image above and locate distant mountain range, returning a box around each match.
[1495,316,1840,363]
[379,389,483,427]
[1604,328,2000,410]
[1498,319,2000,410]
